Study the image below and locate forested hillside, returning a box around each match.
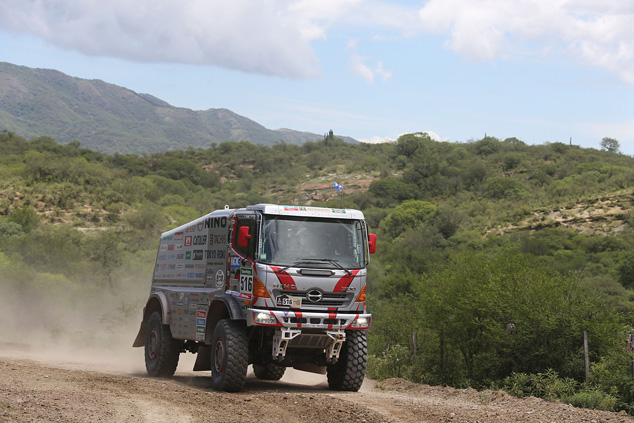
[2,131,634,413]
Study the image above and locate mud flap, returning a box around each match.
[193,345,212,371]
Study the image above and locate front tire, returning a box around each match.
[144,311,180,377]
[253,362,286,381]
[211,319,248,392]
[327,330,367,391]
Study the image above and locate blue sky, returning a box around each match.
[0,0,633,154]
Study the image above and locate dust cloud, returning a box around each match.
[0,266,150,375]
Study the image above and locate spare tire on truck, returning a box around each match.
[253,362,286,381]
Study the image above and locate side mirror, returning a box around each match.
[368,233,377,254]
[238,226,251,248]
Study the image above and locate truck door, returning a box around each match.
[228,212,258,299]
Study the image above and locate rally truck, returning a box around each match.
[133,204,376,392]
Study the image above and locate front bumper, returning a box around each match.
[246,308,371,330]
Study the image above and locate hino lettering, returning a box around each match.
[133,204,377,392]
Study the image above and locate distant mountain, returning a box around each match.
[0,62,357,154]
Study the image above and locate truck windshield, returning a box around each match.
[259,215,367,269]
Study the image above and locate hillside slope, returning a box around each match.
[0,62,357,154]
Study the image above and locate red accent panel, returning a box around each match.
[328,307,336,311]
[270,266,297,291]
[333,270,360,293]
[329,313,336,320]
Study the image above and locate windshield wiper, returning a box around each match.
[298,258,352,276]
[276,260,312,273]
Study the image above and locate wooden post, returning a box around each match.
[584,331,590,383]
[412,330,417,358]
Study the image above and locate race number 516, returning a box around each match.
[240,275,253,292]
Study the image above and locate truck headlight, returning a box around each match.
[254,311,278,325]
[350,316,370,328]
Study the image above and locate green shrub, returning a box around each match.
[562,390,617,411]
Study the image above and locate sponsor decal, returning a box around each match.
[177,309,183,314]
[210,234,227,246]
[284,206,300,211]
[186,251,191,260]
[175,244,183,250]
[176,264,184,270]
[215,270,225,288]
[185,224,197,234]
[161,234,174,241]
[168,264,176,269]
[160,264,167,270]
[206,249,226,260]
[194,264,206,269]
[193,235,207,246]
[184,236,192,247]
[192,250,203,260]
[174,232,184,241]
[185,264,195,269]
[196,326,205,333]
[176,254,184,260]
[196,333,205,341]
[168,254,176,260]
[197,221,204,231]
[159,245,168,251]
[157,255,166,261]
[167,245,174,251]
[237,292,252,300]
[204,216,227,229]
[230,256,241,269]
[195,273,204,278]
[197,310,207,318]
[187,272,195,278]
[197,318,206,326]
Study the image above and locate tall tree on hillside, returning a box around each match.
[600,137,620,153]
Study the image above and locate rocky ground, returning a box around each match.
[0,343,631,423]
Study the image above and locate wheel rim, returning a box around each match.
[214,337,226,374]
[148,327,159,362]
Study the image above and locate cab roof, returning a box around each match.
[244,204,365,220]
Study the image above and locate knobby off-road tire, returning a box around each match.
[211,319,249,392]
[253,362,286,381]
[144,311,181,377]
[327,330,367,391]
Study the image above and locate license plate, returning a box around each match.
[276,295,302,308]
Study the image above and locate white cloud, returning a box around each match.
[418,0,634,83]
[349,52,376,83]
[348,39,392,83]
[359,136,395,144]
[0,0,321,78]
[359,131,447,144]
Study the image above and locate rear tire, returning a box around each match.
[144,311,180,377]
[211,319,248,392]
[253,362,286,381]
[327,330,367,391]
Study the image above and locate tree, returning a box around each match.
[382,200,437,238]
[600,137,620,154]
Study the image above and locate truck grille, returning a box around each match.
[275,289,352,308]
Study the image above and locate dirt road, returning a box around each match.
[0,343,631,423]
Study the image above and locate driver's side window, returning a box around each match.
[233,216,257,260]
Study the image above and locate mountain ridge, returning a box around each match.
[0,62,358,154]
